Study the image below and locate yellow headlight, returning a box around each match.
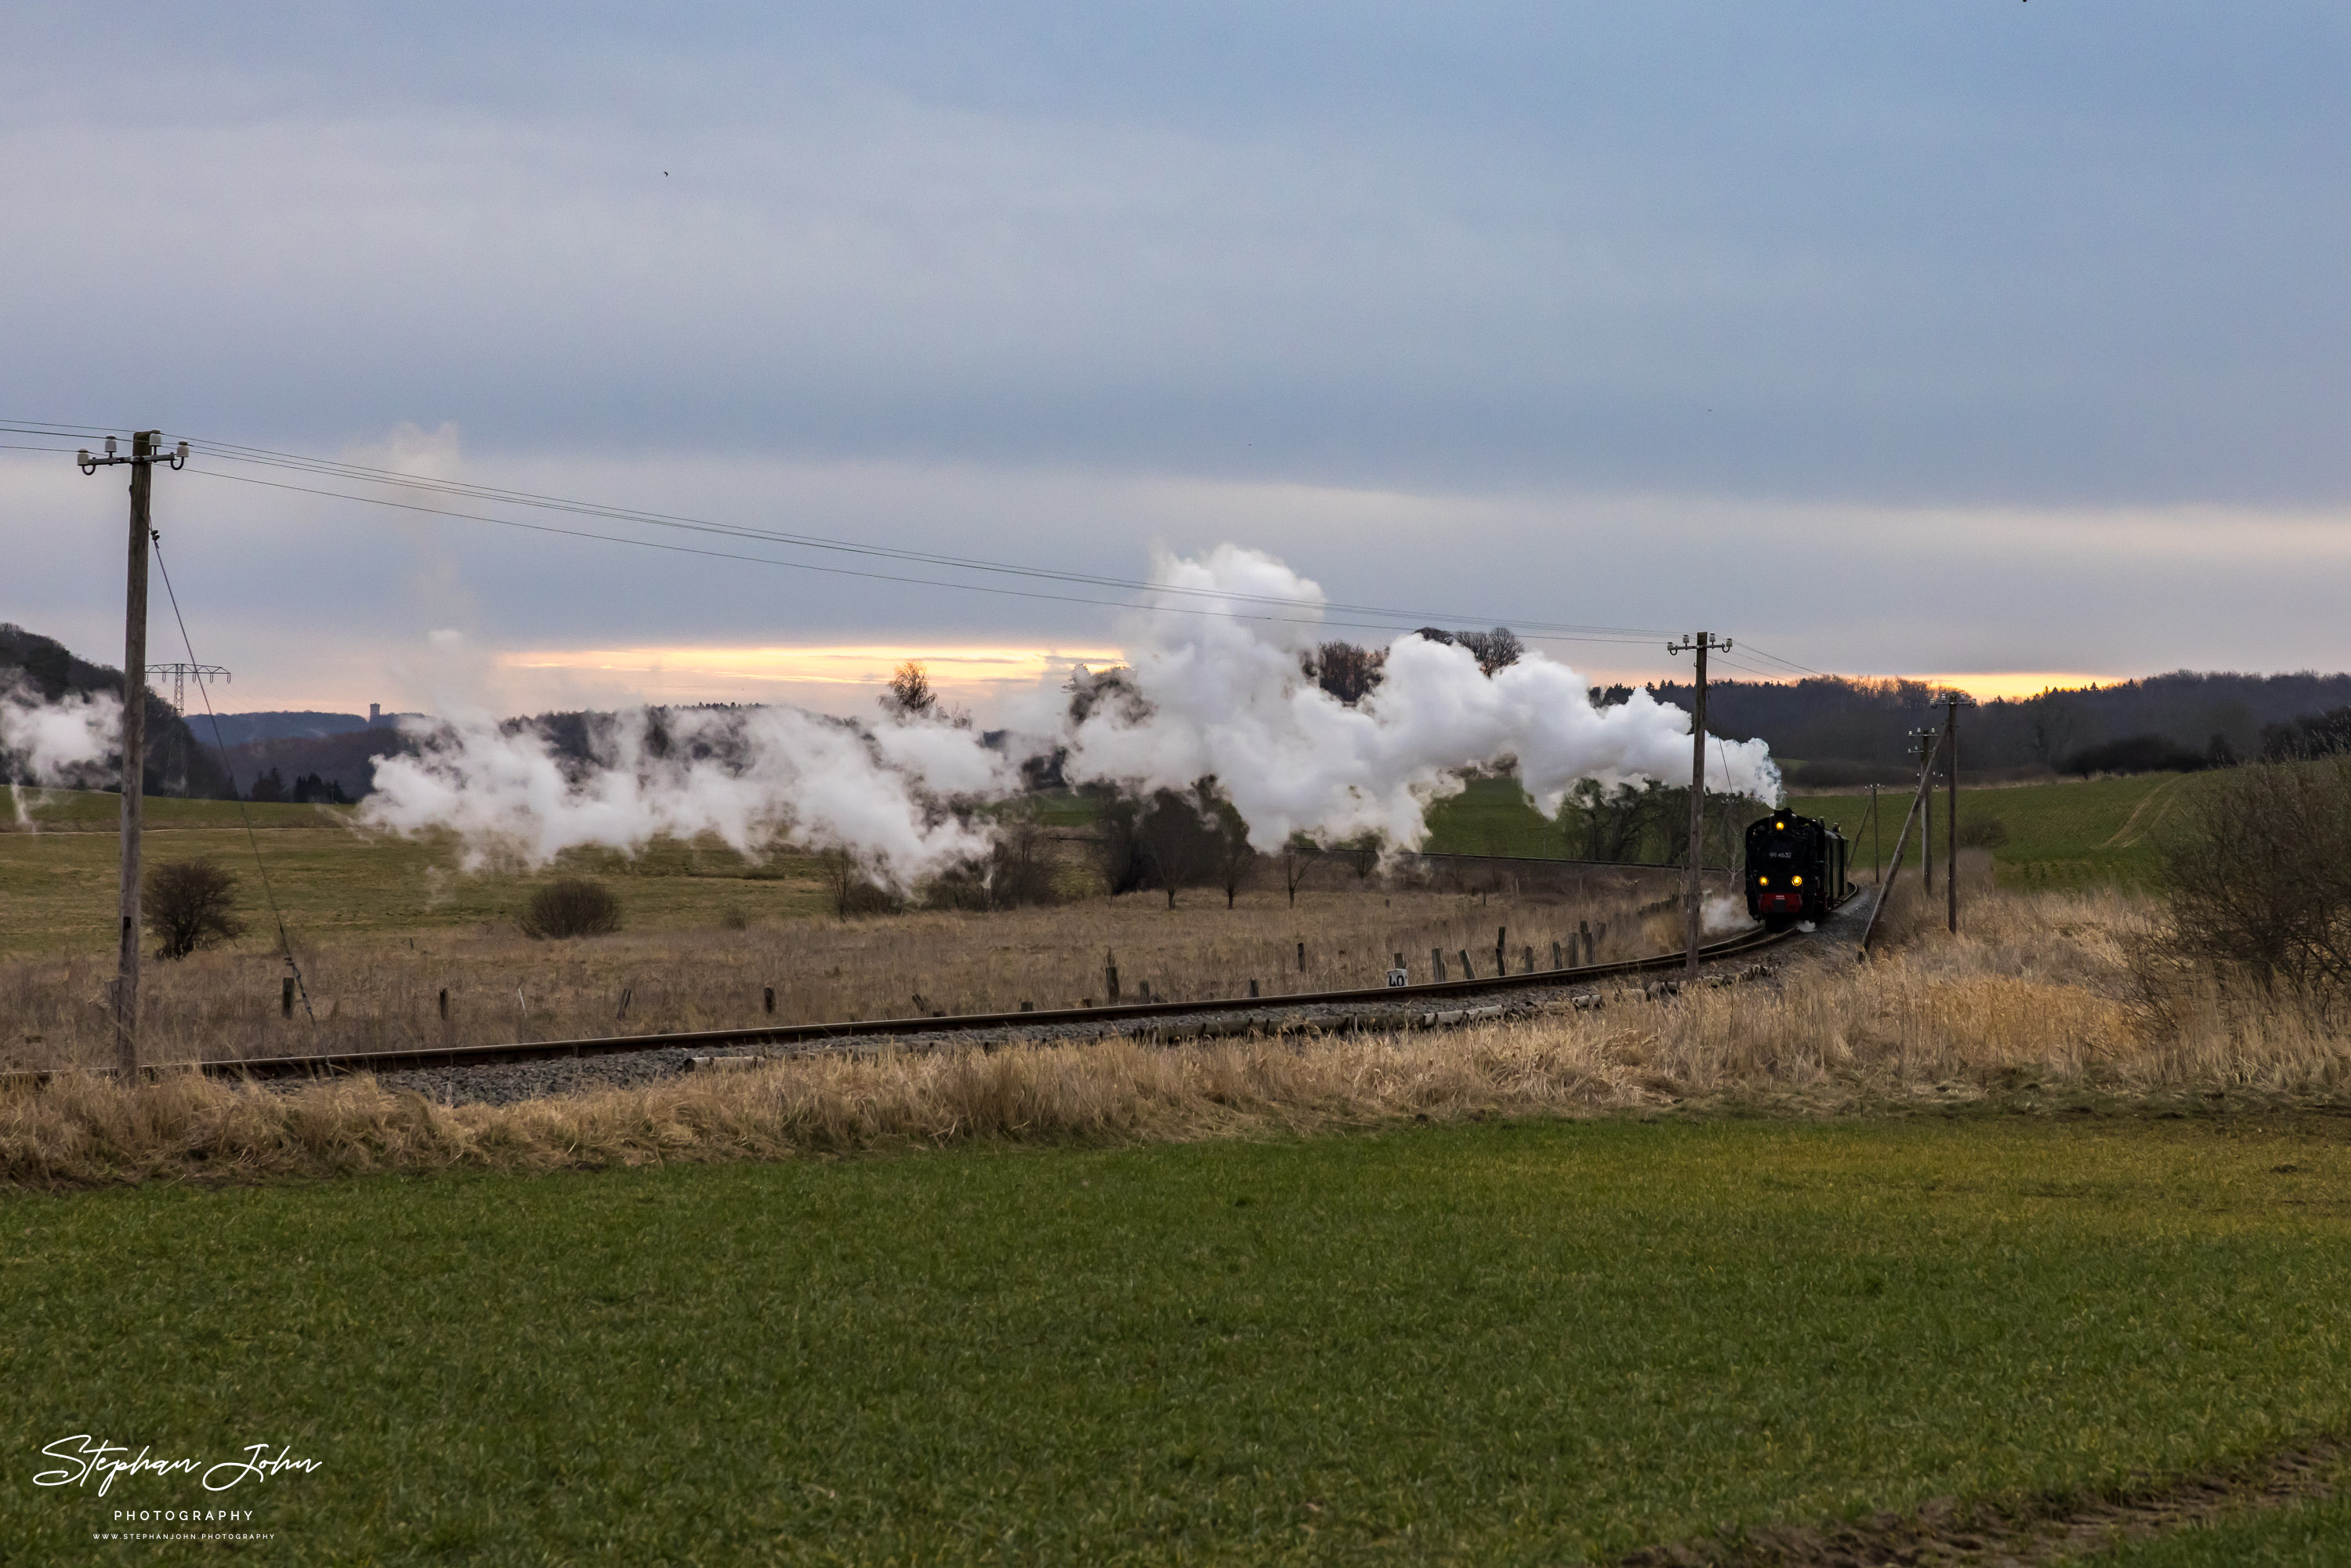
[1774,821,1785,831]
[1757,875,1769,885]
[1791,875,1803,886]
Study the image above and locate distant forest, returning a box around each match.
[0,623,237,798]
[1644,671,2351,785]
[12,615,2351,802]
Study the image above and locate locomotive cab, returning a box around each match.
[1744,808,1849,931]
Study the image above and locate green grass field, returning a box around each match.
[0,771,2200,959]
[1790,771,2196,890]
[8,1114,2351,1562]
[0,787,839,957]
[1419,770,2200,890]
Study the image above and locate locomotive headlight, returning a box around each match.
[1757,875,1769,885]
[1774,821,1784,831]
[1791,875,1803,886]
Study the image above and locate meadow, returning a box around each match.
[8,1114,2351,1563]
[9,768,2351,1559]
[2,785,1702,1071]
[1789,770,2197,891]
[1353,769,2193,891]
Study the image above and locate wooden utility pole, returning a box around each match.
[78,431,187,1077]
[1858,729,1942,956]
[1667,632,1732,973]
[1908,726,1938,895]
[1871,783,1882,882]
[1946,693,1975,934]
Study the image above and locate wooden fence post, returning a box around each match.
[1432,947,1446,981]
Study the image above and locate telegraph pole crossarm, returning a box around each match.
[1667,632,1733,974]
[78,432,189,1078]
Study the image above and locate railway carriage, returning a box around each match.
[1744,808,1849,929]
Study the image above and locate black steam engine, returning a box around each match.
[1744,808,1850,930]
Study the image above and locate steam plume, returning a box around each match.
[360,702,1008,883]
[1060,545,1779,849]
[0,683,121,789]
[357,544,1778,878]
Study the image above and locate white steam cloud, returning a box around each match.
[0,683,121,788]
[1060,545,1779,849]
[357,545,1779,878]
[360,702,1009,882]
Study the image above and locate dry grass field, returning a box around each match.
[2,787,1702,1070]
[9,879,2344,1188]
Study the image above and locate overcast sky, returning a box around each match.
[5,2,2348,717]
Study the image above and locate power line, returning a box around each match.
[177,463,1674,651]
[150,535,317,1025]
[169,433,1679,640]
[13,417,1848,673]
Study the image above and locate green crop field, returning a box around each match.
[8,1115,2351,1562]
[1790,771,2200,890]
[1414,771,2203,892]
[0,770,2197,959]
[0,787,838,958]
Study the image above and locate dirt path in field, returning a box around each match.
[2099,773,2190,850]
[1617,1438,2343,1565]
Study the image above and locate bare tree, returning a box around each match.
[882,660,936,719]
[1091,791,1151,895]
[1560,778,1670,863]
[1136,787,1223,909]
[1302,641,1386,705]
[1205,795,1258,908]
[1454,627,1524,676]
[146,857,246,959]
[1276,841,1320,907]
[2140,757,2351,1023]
[817,849,898,918]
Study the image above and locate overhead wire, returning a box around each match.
[176,462,1674,650]
[149,533,317,1024]
[10,418,1847,675]
[169,433,1679,640]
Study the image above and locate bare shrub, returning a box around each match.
[2139,759,2351,1025]
[518,877,621,940]
[816,851,900,920]
[924,810,1063,911]
[1958,815,2009,849]
[146,858,246,960]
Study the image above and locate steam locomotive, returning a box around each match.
[1744,807,1851,930]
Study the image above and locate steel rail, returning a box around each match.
[5,894,1853,1088]
[201,922,1805,1082]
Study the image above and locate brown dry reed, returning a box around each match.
[8,885,2346,1192]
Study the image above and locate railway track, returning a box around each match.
[171,921,1800,1084]
[5,891,1867,1092]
